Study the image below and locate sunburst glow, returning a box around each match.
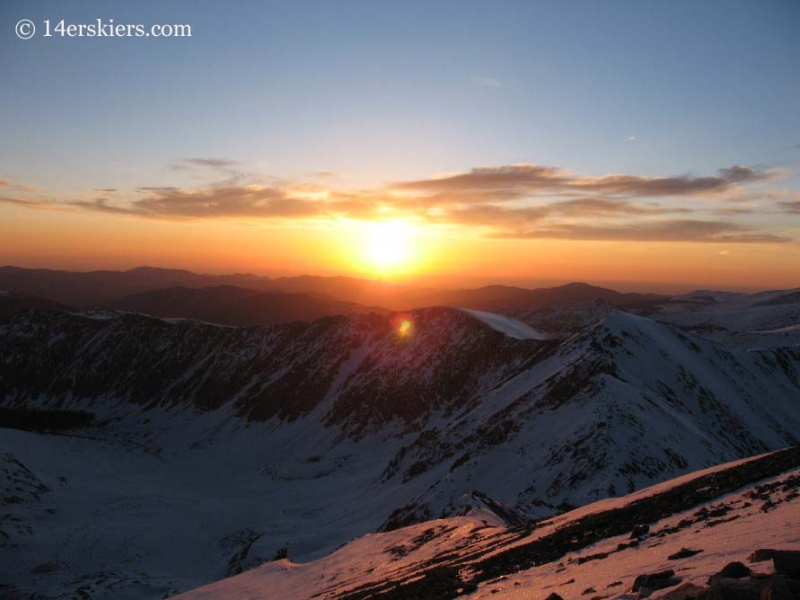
[363,220,412,271]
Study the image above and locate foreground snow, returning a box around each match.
[468,475,799,599]
[173,450,800,599]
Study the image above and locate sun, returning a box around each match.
[363,220,412,271]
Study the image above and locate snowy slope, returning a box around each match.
[171,447,800,600]
[654,287,800,348]
[459,308,549,340]
[1,306,799,598]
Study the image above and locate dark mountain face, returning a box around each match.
[0,291,70,319]
[0,308,542,430]
[1,307,797,500]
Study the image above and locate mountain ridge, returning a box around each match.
[1,303,798,599]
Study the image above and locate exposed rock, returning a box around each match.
[30,562,59,574]
[772,551,800,578]
[632,570,680,598]
[749,549,778,563]
[760,575,800,600]
[630,524,650,539]
[707,576,769,600]
[658,582,708,600]
[669,547,704,560]
[583,587,597,595]
[545,593,565,600]
[717,562,752,579]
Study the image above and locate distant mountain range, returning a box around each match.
[0,266,664,325]
[104,285,390,326]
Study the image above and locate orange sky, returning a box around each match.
[2,198,798,293]
[3,3,800,293]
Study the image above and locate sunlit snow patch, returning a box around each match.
[459,308,548,340]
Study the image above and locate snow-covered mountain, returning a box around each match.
[1,304,798,598]
[649,287,800,350]
[171,446,800,600]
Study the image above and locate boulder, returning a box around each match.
[707,576,771,600]
[718,562,752,579]
[658,581,708,600]
[631,524,650,539]
[771,551,800,579]
[669,548,704,561]
[633,570,681,598]
[749,549,777,563]
[760,575,800,600]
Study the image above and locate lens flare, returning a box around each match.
[393,315,414,339]
[398,319,412,336]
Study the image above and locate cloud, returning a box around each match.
[714,207,755,215]
[394,163,774,201]
[182,158,242,168]
[71,184,384,221]
[0,178,37,193]
[6,162,794,245]
[488,219,789,243]
[0,196,53,208]
[435,204,551,227]
[626,136,638,142]
[396,165,566,195]
[550,198,682,216]
[718,165,767,182]
[433,198,682,229]
[471,76,502,88]
[73,186,318,220]
[0,177,51,208]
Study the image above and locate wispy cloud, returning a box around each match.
[781,201,800,214]
[394,163,774,200]
[182,158,242,168]
[471,76,503,88]
[488,220,789,243]
[4,161,796,245]
[0,178,38,193]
